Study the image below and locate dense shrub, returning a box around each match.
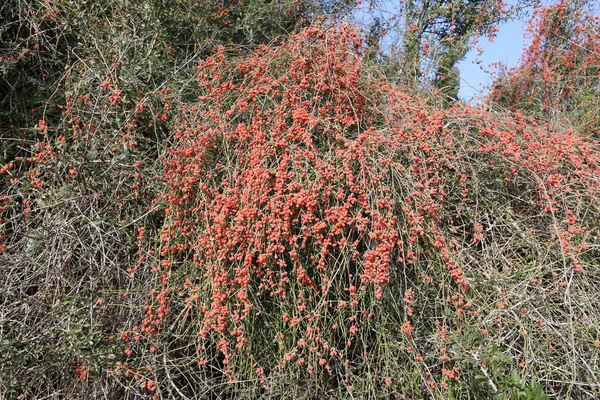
[1,2,600,399]
[0,0,352,397]
[112,23,600,398]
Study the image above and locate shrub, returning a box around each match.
[2,3,600,398]
[489,0,600,136]
[115,23,600,398]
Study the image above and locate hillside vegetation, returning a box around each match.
[1,0,599,399]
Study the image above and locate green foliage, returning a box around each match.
[398,0,510,95]
[500,372,550,400]
[0,292,122,398]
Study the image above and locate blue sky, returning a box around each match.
[352,0,535,102]
[457,2,532,101]
[457,0,600,101]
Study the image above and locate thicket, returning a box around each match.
[1,0,599,399]
[489,0,600,136]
